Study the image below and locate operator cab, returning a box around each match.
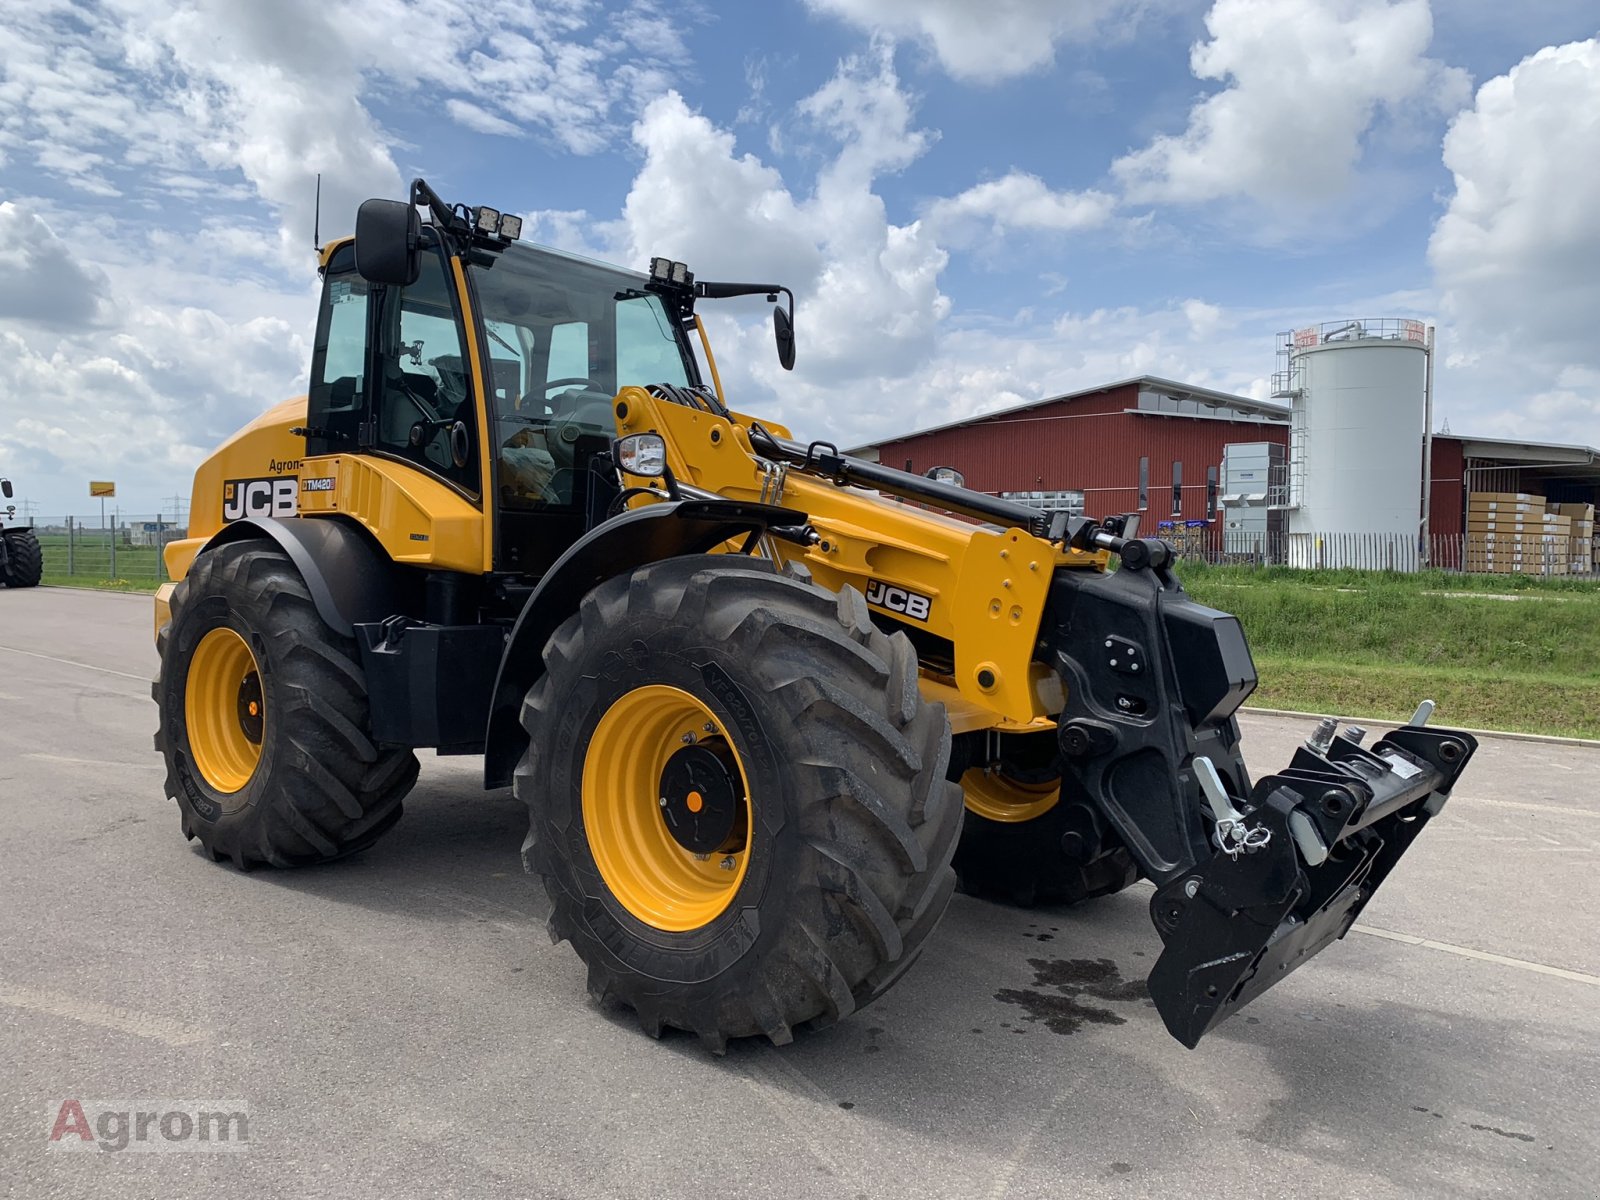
[305,200,702,579]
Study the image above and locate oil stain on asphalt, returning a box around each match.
[993,957,1149,1034]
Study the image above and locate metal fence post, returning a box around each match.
[109,516,117,579]
[67,516,74,575]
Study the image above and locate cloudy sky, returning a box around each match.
[1,0,1596,515]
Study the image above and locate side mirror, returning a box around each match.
[354,198,421,287]
[0,479,12,499]
[773,305,796,371]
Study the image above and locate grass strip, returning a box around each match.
[1246,655,1600,741]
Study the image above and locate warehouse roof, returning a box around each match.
[848,375,1288,454]
[1438,433,1600,465]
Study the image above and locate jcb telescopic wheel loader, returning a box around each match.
[154,181,1477,1050]
[0,477,43,589]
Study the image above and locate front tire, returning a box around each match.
[154,540,418,868]
[2,529,42,588]
[518,555,962,1050]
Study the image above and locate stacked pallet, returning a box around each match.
[1551,502,1595,574]
[1465,492,1571,575]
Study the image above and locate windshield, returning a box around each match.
[469,243,696,508]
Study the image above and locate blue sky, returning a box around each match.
[1,0,1597,515]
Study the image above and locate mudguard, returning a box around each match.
[192,516,401,636]
[482,498,806,789]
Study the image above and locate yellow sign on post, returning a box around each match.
[89,481,116,498]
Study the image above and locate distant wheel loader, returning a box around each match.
[153,180,1477,1050]
[1,477,43,589]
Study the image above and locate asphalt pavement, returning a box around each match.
[2,586,1596,1199]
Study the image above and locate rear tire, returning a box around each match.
[154,540,418,868]
[2,529,42,588]
[518,555,962,1050]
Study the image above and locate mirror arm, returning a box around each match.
[410,178,467,239]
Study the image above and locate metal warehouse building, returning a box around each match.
[853,377,1290,524]
[852,370,1600,570]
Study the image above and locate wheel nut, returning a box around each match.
[703,722,715,733]
[681,732,695,744]
[659,796,668,808]
[719,856,736,871]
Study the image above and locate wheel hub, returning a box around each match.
[660,743,747,854]
[236,672,264,744]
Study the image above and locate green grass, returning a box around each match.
[1177,563,1600,738]
[40,575,160,594]
[33,532,166,591]
[24,548,1600,737]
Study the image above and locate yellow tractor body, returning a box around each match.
[152,180,1479,1051]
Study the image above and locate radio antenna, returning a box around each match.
[313,173,322,253]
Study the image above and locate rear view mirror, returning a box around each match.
[0,479,12,499]
[773,305,795,371]
[354,198,421,287]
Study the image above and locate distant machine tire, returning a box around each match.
[2,529,43,588]
[517,554,962,1051]
[950,730,1139,907]
[153,540,418,868]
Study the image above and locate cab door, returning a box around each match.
[307,236,484,500]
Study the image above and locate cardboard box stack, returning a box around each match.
[1465,491,1572,574]
[1551,502,1595,574]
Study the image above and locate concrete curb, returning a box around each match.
[1242,705,1600,750]
[38,584,156,597]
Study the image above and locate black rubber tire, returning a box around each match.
[950,732,1139,907]
[153,540,418,868]
[517,555,962,1051]
[2,529,43,588]
[953,803,1139,907]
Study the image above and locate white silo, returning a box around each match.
[1271,319,1432,570]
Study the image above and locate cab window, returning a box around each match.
[470,247,695,514]
[306,245,369,456]
[372,242,478,492]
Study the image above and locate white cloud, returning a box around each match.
[558,52,1279,453]
[802,0,1159,82]
[1427,38,1600,447]
[0,203,309,514]
[1113,0,1469,205]
[1181,298,1226,340]
[0,203,116,329]
[611,46,949,387]
[0,0,698,511]
[924,172,1117,244]
[0,0,694,255]
[1430,40,1600,369]
[444,100,524,138]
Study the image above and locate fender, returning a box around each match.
[194,516,400,637]
[483,498,806,788]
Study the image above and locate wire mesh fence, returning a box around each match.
[1160,528,1597,578]
[22,516,188,586]
[11,515,1598,586]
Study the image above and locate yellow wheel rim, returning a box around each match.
[582,684,753,932]
[185,627,265,794]
[961,767,1060,824]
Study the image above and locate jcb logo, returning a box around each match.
[223,477,298,522]
[865,580,932,622]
